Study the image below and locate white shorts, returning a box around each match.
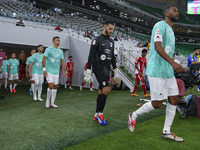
[9,74,19,81]
[33,73,44,85]
[0,72,8,79]
[46,73,59,85]
[148,76,179,100]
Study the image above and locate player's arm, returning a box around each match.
[30,61,34,78]
[189,56,198,64]
[87,38,98,70]
[42,56,47,77]
[26,64,29,78]
[72,67,74,76]
[61,59,67,79]
[154,42,184,73]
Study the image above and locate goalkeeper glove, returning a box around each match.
[113,69,119,80]
[84,69,92,84]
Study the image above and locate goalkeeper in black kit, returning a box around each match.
[84,21,119,126]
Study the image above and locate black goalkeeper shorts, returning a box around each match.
[94,73,109,90]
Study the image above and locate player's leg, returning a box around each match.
[69,73,73,90]
[161,77,183,142]
[128,76,166,132]
[94,89,102,121]
[90,82,94,91]
[12,74,18,93]
[33,74,39,101]
[45,73,53,108]
[80,76,85,91]
[37,75,44,101]
[50,74,59,108]
[141,77,150,97]
[9,74,13,93]
[4,73,8,90]
[131,75,139,96]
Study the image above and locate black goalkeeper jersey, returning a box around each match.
[87,34,116,76]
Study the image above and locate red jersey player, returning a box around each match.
[131,49,150,97]
[65,56,74,90]
[80,61,94,92]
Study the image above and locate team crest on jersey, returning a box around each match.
[92,40,96,45]
[110,43,113,47]
[59,50,61,53]
[102,82,106,86]
[100,54,106,60]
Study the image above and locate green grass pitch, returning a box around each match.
[0,85,200,150]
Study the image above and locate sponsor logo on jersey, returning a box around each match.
[102,82,106,86]
[100,54,106,61]
[102,43,105,46]
[51,58,55,62]
[92,40,96,45]
[110,43,113,47]
[107,57,111,60]
[104,49,110,53]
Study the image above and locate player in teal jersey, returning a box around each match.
[26,49,36,96]
[0,55,9,90]
[30,45,44,101]
[7,53,19,93]
[42,36,67,108]
[128,5,185,142]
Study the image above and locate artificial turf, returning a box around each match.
[0,85,200,150]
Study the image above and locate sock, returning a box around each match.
[38,83,43,98]
[9,85,12,91]
[81,82,85,86]
[70,80,72,87]
[96,94,101,113]
[90,82,93,89]
[132,84,138,94]
[163,102,177,134]
[46,88,52,103]
[5,79,7,88]
[34,84,39,93]
[66,80,69,84]
[13,83,17,89]
[95,112,98,117]
[99,94,108,113]
[142,83,147,95]
[51,89,57,105]
[31,83,34,92]
[132,101,155,120]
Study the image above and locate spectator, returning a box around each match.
[16,19,25,27]
[68,26,75,33]
[55,25,63,31]
[175,50,179,56]
[93,30,99,37]
[187,47,200,67]
[85,29,91,38]
[114,36,118,41]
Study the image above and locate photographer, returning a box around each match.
[187,47,200,91]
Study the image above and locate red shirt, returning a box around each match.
[135,56,147,74]
[66,61,74,72]
[84,61,88,69]
[55,26,61,30]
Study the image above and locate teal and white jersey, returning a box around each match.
[146,21,175,78]
[44,46,64,74]
[1,60,9,73]
[31,53,44,75]
[8,58,19,75]
[26,56,32,73]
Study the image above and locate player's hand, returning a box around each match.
[113,69,119,80]
[139,71,142,76]
[171,61,185,73]
[8,73,9,77]
[43,71,47,77]
[26,73,29,78]
[64,72,68,79]
[30,73,33,78]
[84,69,92,84]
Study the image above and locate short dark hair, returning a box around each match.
[69,56,73,59]
[37,44,43,49]
[104,20,115,26]
[193,47,199,52]
[11,52,15,55]
[53,36,60,41]
[163,5,175,16]
[142,49,148,53]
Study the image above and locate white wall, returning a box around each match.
[0,21,70,49]
[64,37,99,89]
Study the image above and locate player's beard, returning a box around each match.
[105,28,110,36]
[168,13,179,22]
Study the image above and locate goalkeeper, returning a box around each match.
[84,20,118,126]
